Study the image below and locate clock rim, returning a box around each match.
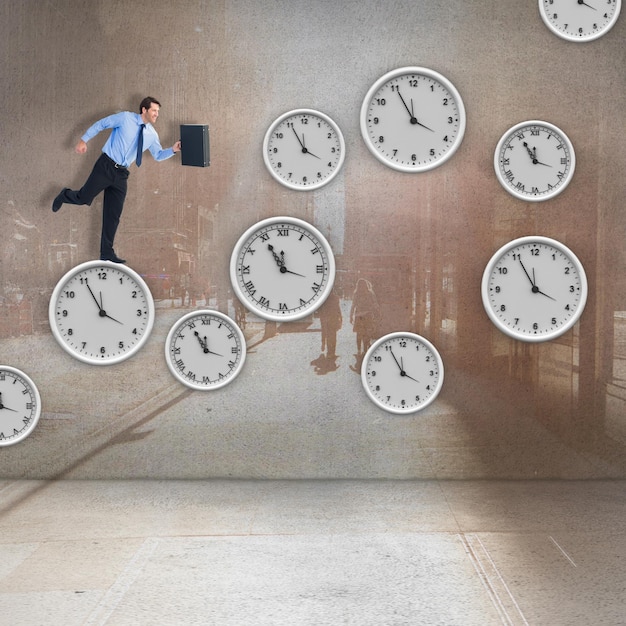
[481,235,588,342]
[0,365,42,446]
[359,65,467,173]
[229,215,336,322]
[48,259,156,365]
[538,0,622,42]
[262,108,346,191]
[361,331,445,415]
[493,119,576,202]
[164,309,247,391]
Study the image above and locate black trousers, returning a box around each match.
[60,153,129,258]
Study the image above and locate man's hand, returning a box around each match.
[75,140,87,154]
[172,140,182,153]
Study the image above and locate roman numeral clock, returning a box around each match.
[230,216,336,322]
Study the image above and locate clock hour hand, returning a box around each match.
[397,90,434,132]
[523,142,552,167]
[194,331,222,356]
[0,393,18,412]
[85,283,123,324]
[292,127,320,159]
[578,0,597,9]
[522,263,556,301]
[267,245,306,277]
[389,349,420,383]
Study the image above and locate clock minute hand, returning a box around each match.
[518,258,536,288]
[578,0,597,9]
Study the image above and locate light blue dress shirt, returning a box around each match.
[81,111,174,167]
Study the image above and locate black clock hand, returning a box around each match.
[84,283,123,324]
[291,127,320,159]
[519,259,556,299]
[523,142,552,167]
[0,394,18,412]
[519,258,536,287]
[389,349,420,383]
[397,90,434,132]
[97,292,124,324]
[268,245,306,277]
[400,356,420,383]
[86,283,104,312]
[194,331,222,356]
[578,0,597,9]
[268,244,285,268]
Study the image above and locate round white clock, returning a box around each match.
[0,365,42,446]
[49,260,155,364]
[361,332,445,414]
[494,120,575,202]
[263,109,346,190]
[539,0,621,42]
[165,310,246,390]
[481,236,588,342]
[360,66,466,172]
[230,216,335,322]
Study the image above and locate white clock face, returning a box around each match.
[0,366,42,446]
[165,310,246,390]
[539,0,621,42]
[481,236,588,342]
[361,332,445,414]
[360,66,466,172]
[494,120,575,202]
[49,260,155,365]
[263,109,346,190]
[230,216,335,322]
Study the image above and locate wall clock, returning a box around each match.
[263,109,346,190]
[165,310,246,390]
[49,260,155,364]
[539,0,621,42]
[230,216,335,322]
[361,332,445,414]
[494,120,575,202]
[360,66,466,172]
[481,236,588,342]
[0,366,42,446]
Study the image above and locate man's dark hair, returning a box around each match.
[139,97,161,113]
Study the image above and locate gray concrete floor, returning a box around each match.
[0,479,624,625]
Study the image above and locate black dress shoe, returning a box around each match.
[52,189,67,212]
[100,254,126,264]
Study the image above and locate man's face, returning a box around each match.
[142,103,160,124]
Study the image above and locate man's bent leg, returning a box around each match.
[54,154,112,209]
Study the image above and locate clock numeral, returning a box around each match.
[279,303,288,310]
[312,282,321,293]
[258,296,270,307]
[244,280,256,295]
[277,229,289,237]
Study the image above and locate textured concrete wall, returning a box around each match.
[1,0,625,479]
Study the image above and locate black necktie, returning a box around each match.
[136,123,145,166]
